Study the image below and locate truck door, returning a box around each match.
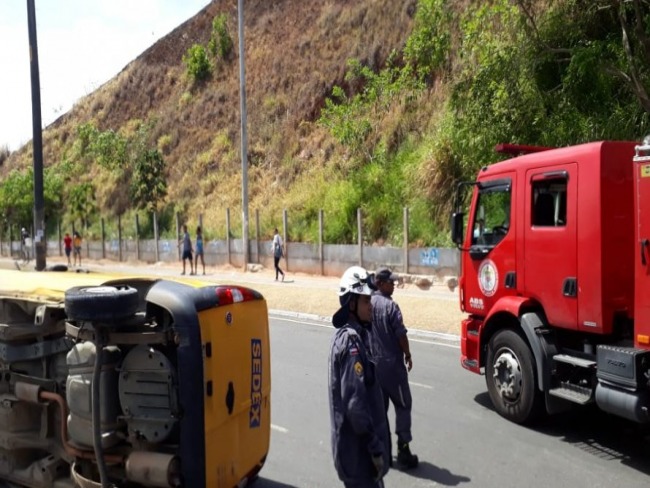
[523,165,577,329]
[463,174,516,315]
[634,149,650,347]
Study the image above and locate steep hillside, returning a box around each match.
[5,0,649,246]
[4,0,416,236]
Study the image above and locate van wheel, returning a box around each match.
[485,328,543,424]
[65,285,139,322]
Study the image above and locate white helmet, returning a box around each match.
[333,266,376,328]
[337,266,375,296]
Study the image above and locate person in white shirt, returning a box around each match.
[272,228,285,281]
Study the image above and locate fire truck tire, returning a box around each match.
[65,285,139,322]
[485,328,543,425]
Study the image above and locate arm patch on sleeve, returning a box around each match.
[354,361,364,377]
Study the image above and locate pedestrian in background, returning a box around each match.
[179,224,194,275]
[20,227,29,246]
[194,225,205,275]
[73,231,82,267]
[20,227,31,261]
[272,228,285,282]
[370,267,419,470]
[63,232,72,266]
[329,266,390,487]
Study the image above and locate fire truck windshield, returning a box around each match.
[472,185,511,246]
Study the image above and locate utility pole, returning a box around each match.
[26,0,46,271]
[238,0,250,268]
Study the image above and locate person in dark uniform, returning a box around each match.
[370,267,419,470]
[328,266,390,488]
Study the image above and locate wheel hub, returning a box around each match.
[492,350,522,401]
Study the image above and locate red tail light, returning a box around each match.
[215,286,261,305]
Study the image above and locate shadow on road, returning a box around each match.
[400,460,471,486]
[473,391,493,410]
[253,477,300,488]
[473,393,650,475]
[534,406,650,475]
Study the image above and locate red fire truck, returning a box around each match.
[451,138,650,425]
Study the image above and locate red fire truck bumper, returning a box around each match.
[461,317,482,374]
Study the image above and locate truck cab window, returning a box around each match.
[472,187,511,246]
[532,178,567,227]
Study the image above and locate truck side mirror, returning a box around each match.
[451,212,464,245]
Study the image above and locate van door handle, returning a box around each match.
[226,381,235,415]
[641,239,649,266]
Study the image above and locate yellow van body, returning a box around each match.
[0,268,270,488]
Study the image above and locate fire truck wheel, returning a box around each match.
[65,285,139,322]
[485,328,543,425]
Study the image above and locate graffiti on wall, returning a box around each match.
[420,248,439,267]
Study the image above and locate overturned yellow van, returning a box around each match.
[0,268,270,488]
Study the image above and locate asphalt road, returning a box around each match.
[257,316,650,488]
[3,258,649,486]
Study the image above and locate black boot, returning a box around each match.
[397,442,419,470]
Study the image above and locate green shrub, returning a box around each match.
[208,14,233,61]
[131,149,167,213]
[178,91,192,108]
[183,44,212,82]
[404,0,451,83]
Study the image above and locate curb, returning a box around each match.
[269,309,331,324]
[269,309,461,346]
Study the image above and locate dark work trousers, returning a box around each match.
[274,256,284,279]
[378,361,413,445]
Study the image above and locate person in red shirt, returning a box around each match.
[63,233,72,266]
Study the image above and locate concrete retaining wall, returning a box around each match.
[2,238,459,281]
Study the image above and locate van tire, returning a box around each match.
[65,285,139,322]
[485,328,543,424]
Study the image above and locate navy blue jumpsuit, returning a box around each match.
[370,291,413,445]
[328,317,390,487]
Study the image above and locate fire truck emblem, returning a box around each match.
[478,259,498,297]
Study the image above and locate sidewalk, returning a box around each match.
[2,256,464,338]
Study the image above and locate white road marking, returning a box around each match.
[409,337,460,349]
[276,316,330,327]
[272,424,289,433]
[409,381,433,390]
[273,316,462,349]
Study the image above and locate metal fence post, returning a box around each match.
[118,214,123,262]
[153,211,159,263]
[85,220,89,259]
[175,212,180,260]
[283,209,288,272]
[101,218,105,259]
[255,209,260,264]
[319,209,324,276]
[57,219,62,256]
[135,214,140,262]
[226,208,231,266]
[403,207,409,274]
[357,208,363,267]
